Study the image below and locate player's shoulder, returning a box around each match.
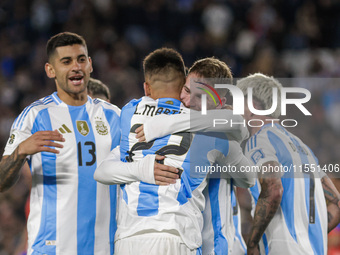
[18,95,55,117]
[12,95,56,130]
[92,98,121,116]
[121,97,147,111]
[244,124,280,159]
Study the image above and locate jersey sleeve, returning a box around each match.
[94,146,156,185]
[143,109,249,143]
[3,106,37,157]
[244,131,278,167]
[210,140,256,188]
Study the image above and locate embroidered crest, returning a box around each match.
[95,121,108,135]
[76,121,89,136]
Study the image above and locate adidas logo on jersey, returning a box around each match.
[58,124,72,134]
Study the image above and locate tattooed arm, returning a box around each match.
[321,175,340,232]
[247,161,283,255]
[0,130,64,192]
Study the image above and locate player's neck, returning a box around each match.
[57,90,88,106]
[250,117,279,136]
[150,91,181,100]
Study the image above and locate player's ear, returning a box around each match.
[143,82,151,96]
[88,56,93,73]
[45,63,55,78]
[216,97,227,109]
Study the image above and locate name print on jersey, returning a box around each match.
[134,104,184,116]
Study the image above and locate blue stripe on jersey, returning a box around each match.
[304,178,324,255]
[232,192,247,254]
[250,181,260,205]
[102,107,120,251]
[102,107,121,150]
[68,105,97,254]
[51,92,62,105]
[209,179,228,254]
[267,131,297,242]
[251,136,254,149]
[284,132,324,255]
[262,233,269,255]
[42,96,53,104]
[137,182,160,216]
[31,109,57,254]
[196,247,202,255]
[177,135,229,206]
[136,127,172,216]
[109,185,117,253]
[14,101,42,129]
[120,98,142,161]
[120,99,142,205]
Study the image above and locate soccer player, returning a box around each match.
[135,57,253,255]
[238,73,340,255]
[0,32,121,254]
[87,77,111,102]
[99,48,253,255]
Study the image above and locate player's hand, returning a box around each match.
[247,245,260,255]
[154,155,180,185]
[135,125,146,142]
[18,130,65,156]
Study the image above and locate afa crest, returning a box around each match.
[76,121,89,136]
[95,121,108,135]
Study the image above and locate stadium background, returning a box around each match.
[0,0,339,254]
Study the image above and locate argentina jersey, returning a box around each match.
[3,92,121,255]
[231,188,247,255]
[245,123,327,255]
[201,177,234,255]
[117,96,229,250]
[201,170,247,255]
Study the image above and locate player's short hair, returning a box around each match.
[87,78,110,101]
[143,48,186,81]
[188,57,233,98]
[46,32,87,62]
[236,73,282,118]
[188,57,233,79]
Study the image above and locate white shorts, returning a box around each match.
[114,232,201,255]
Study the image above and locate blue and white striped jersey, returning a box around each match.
[201,179,247,255]
[201,177,234,255]
[245,123,327,255]
[3,92,121,255]
[118,96,229,250]
[231,189,247,255]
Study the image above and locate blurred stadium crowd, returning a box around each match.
[0,0,340,254]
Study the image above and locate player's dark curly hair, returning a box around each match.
[46,32,87,61]
[143,48,186,80]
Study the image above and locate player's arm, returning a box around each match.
[247,161,283,255]
[0,130,64,192]
[207,141,256,188]
[321,175,340,232]
[137,109,248,143]
[236,187,254,243]
[94,146,180,185]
